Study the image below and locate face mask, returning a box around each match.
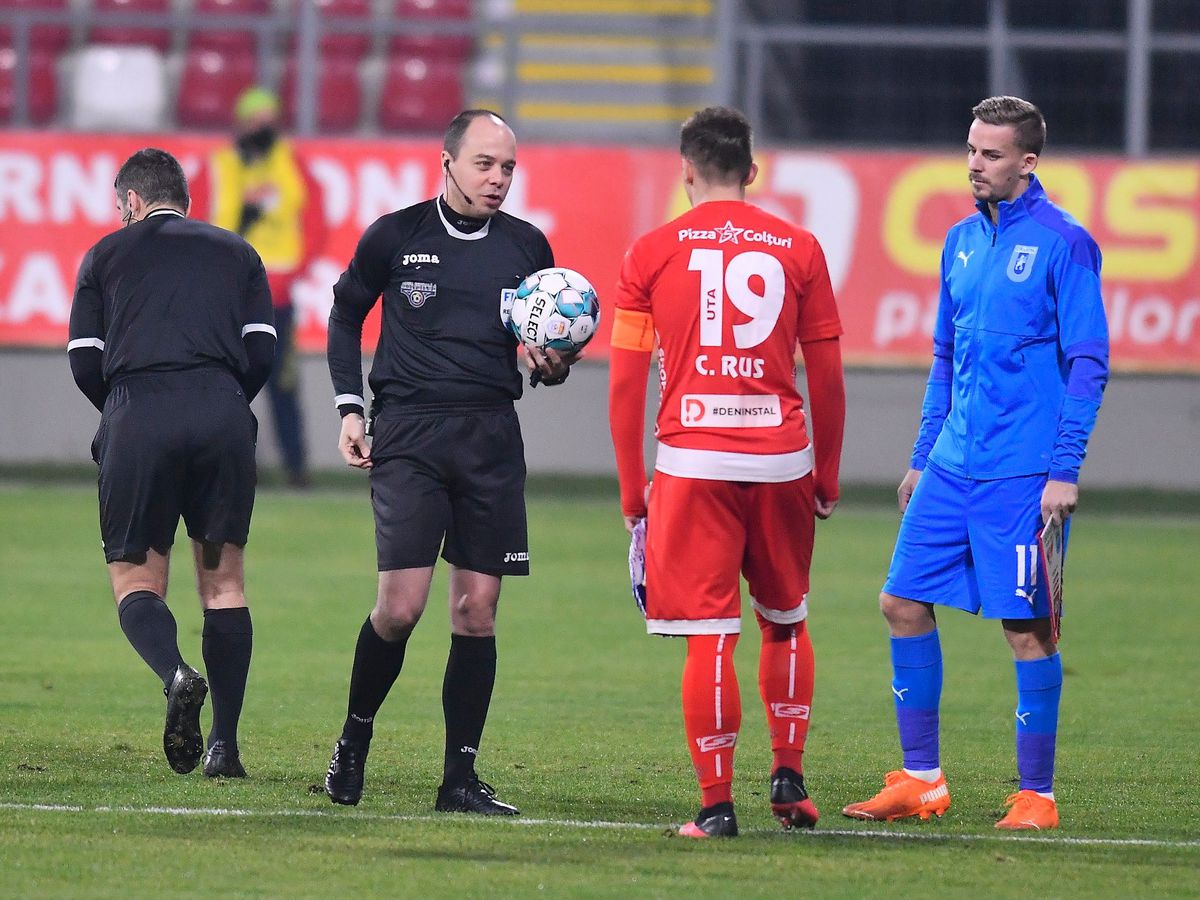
[236,125,278,162]
[121,207,134,227]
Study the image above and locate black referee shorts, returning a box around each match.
[92,370,258,564]
[368,402,529,576]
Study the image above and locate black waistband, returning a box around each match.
[375,399,514,419]
[109,365,240,391]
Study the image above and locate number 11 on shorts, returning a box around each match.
[1015,543,1038,605]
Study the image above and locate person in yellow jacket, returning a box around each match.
[193,87,327,487]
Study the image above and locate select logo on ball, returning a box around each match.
[522,294,550,344]
[507,267,601,355]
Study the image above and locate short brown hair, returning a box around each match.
[443,109,509,158]
[971,96,1046,156]
[680,106,753,186]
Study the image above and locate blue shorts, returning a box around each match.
[883,463,1068,620]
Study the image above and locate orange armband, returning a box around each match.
[610,308,655,352]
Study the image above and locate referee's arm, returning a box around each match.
[67,246,108,412]
[328,218,392,417]
[239,255,277,402]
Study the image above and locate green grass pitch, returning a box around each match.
[1,480,1197,896]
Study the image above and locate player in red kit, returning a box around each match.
[608,106,846,838]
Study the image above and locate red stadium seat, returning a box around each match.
[0,46,57,124]
[0,0,71,54]
[176,47,257,128]
[389,0,472,60]
[190,0,273,54]
[280,55,360,133]
[284,0,370,62]
[378,54,461,133]
[89,0,172,53]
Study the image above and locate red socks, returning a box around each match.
[758,618,814,774]
[681,621,814,807]
[681,633,741,808]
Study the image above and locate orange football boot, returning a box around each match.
[841,770,951,821]
[996,790,1059,830]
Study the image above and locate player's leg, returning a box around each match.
[325,567,436,806]
[843,465,972,821]
[971,475,1062,830]
[191,541,252,777]
[645,473,743,837]
[430,566,518,815]
[180,378,263,777]
[99,386,207,775]
[435,407,529,816]
[742,477,818,829]
[108,551,182,688]
[326,411,452,804]
[677,631,742,838]
[997,618,1061,829]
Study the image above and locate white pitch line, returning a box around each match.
[1,803,1198,849]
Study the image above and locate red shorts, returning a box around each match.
[644,471,815,635]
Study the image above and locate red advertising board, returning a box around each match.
[1,132,1197,371]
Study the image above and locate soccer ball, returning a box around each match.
[506,267,600,355]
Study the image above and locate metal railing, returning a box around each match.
[3,0,1198,154]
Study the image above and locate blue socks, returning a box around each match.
[890,632,1061,792]
[1014,653,1062,793]
[890,630,942,772]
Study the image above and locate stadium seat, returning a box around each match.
[377,54,461,133]
[0,0,71,54]
[70,44,167,131]
[280,55,360,133]
[176,47,257,128]
[89,0,172,53]
[189,0,273,54]
[389,0,472,61]
[284,0,370,63]
[0,45,57,125]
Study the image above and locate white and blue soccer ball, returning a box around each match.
[506,267,600,355]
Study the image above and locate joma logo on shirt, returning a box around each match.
[402,253,440,266]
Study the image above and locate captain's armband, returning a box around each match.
[610,308,655,352]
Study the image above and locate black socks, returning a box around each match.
[117,591,186,690]
[202,607,253,750]
[342,617,410,745]
[441,634,497,786]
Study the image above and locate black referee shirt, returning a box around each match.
[69,210,275,393]
[328,197,554,412]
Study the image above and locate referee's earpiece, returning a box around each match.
[442,157,474,208]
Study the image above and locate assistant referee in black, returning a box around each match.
[68,148,276,779]
[323,110,573,814]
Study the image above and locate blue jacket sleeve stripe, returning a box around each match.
[1064,338,1108,402]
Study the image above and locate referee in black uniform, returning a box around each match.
[68,148,276,779]
[323,110,572,814]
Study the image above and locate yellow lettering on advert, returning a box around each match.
[1103,163,1199,280]
[882,161,961,277]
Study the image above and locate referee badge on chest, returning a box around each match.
[1006,245,1039,283]
[401,280,437,308]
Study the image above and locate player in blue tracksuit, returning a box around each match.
[843,97,1108,830]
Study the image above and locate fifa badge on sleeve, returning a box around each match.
[628,517,647,617]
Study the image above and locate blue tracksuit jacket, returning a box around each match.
[911,173,1109,483]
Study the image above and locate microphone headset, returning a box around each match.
[443,158,473,207]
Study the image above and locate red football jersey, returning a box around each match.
[613,200,842,481]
